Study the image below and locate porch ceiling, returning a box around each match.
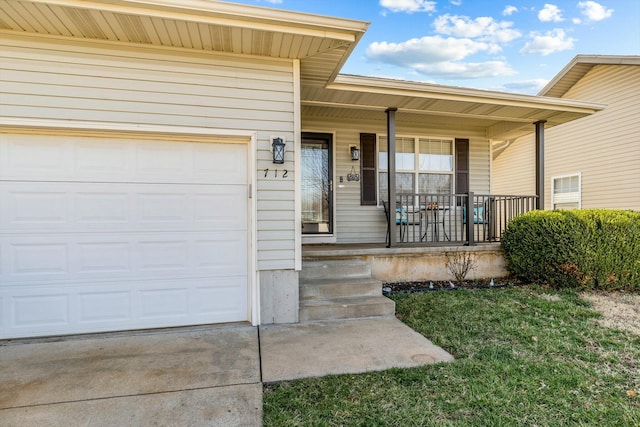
[0,0,368,87]
[302,74,605,140]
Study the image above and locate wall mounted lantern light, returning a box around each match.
[272,137,285,164]
[350,145,360,161]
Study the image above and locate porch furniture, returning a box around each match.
[463,203,489,241]
[420,204,453,242]
[385,193,535,247]
[383,201,401,244]
[383,201,421,243]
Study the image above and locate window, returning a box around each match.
[378,136,454,204]
[552,174,581,210]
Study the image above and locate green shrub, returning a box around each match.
[501,209,640,290]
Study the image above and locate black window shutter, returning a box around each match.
[360,133,377,205]
[455,139,470,204]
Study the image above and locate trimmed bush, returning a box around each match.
[501,209,640,290]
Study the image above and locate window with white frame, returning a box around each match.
[378,136,454,204]
[552,174,581,210]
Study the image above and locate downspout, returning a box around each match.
[386,107,397,247]
[535,120,546,210]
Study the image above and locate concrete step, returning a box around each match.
[300,278,383,300]
[300,259,371,282]
[299,296,396,322]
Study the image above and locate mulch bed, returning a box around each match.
[383,277,532,295]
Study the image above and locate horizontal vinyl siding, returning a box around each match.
[492,65,640,211]
[469,137,490,194]
[545,65,640,210]
[0,32,297,270]
[492,135,536,195]
[302,116,489,243]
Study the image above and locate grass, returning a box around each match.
[263,286,640,426]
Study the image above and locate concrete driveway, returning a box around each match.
[1,317,453,426]
[0,325,262,426]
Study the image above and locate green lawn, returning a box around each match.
[263,287,640,426]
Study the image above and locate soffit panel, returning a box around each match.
[302,105,498,129]
[0,0,365,85]
[543,63,595,98]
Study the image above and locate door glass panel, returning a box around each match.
[302,136,332,234]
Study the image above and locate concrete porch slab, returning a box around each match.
[0,325,259,409]
[259,316,454,383]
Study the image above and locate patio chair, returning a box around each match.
[462,202,489,241]
[383,201,417,243]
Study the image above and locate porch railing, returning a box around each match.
[388,192,538,246]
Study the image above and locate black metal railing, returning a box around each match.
[387,192,537,246]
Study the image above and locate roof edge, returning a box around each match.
[539,54,640,97]
[331,74,605,113]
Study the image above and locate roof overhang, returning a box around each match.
[302,74,604,140]
[1,1,605,140]
[0,0,369,86]
[540,55,640,97]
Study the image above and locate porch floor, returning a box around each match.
[302,242,502,258]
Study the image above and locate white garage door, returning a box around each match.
[0,133,250,339]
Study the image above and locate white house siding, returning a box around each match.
[302,116,490,243]
[493,64,640,210]
[0,32,297,271]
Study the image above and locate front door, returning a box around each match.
[301,132,333,234]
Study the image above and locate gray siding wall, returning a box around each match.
[1,32,297,270]
[302,116,490,243]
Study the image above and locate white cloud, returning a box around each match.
[500,79,549,94]
[578,1,613,22]
[412,61,516,79]
[520,29,576,55]
[450,0,462,5]
[367,36,492,63]
[433,14,521,43]
[503,5,518,16]
[365,36,516,79]
[538,4,564,22]
[379,0,436,13]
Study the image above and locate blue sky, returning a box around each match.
[229,0,639,94]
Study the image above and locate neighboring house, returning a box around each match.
[0,0,602,339]
[493,55,640,210]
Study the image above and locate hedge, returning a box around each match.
[501,209,640,290]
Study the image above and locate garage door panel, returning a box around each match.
[1,134,247,185]
[1,276,247,338]
[1,231,247,283]
[1,182,247,232]
[1,135,250,338]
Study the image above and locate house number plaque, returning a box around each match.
[263,168,289,178]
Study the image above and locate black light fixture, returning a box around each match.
[350,145,360,161]
[272,137,285,164]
